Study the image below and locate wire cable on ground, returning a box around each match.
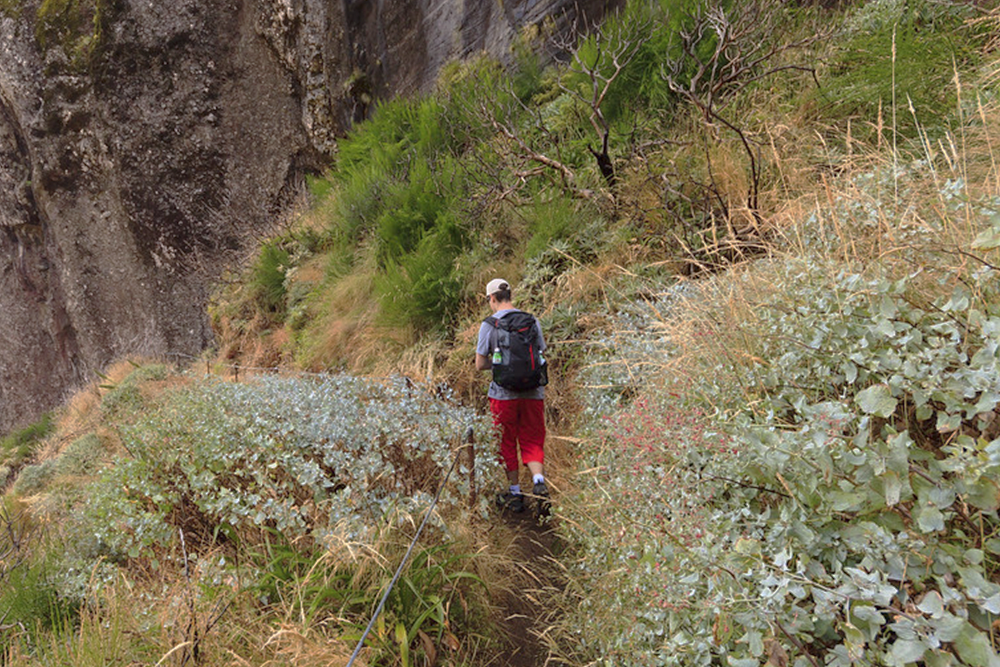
[345,425,474,667]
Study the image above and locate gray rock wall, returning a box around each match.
[0,0,622,433]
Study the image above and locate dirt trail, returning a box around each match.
[496,508,565,667]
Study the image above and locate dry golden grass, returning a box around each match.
[262,627,356,667]
[39,358,185,465]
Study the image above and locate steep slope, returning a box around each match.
[0,0,622,433]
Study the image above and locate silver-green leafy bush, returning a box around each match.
[55,433,105,477]
[79,374,495,562]
[565,257,1000,665]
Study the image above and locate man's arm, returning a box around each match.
[475,353,492,371]
[476,321,493,371]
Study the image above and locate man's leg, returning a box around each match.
[490,398,524,512]
[518,399,549,515]
[518,399,546,473]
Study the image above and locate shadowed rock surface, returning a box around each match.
[0,0,622,433]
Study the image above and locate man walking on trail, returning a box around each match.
[476,278,549,515]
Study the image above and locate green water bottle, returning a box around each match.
[492,346,501,365]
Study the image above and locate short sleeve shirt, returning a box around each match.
[477,308,546,400]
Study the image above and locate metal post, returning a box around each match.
[465,426,476,509]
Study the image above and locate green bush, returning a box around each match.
[79,374,495,561]
[249,240,291,315]
[376,213,466,331]
[1,413,54,463]
[55,433,105,477]
[12,460,56,496]
[565,0,713,124]
[524,199,604,260]
[0,554,79,652]
[374,163,451,265]
[100,364,168,418]
[100,383,144,417]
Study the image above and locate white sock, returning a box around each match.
[509,484,521,495]
[532,474,545,485]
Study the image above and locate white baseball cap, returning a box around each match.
[485,278,510,297]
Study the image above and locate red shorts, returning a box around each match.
[489,398,545,472]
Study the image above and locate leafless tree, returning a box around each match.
[664,1,822,224]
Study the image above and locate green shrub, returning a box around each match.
[524,199,604,260]
[0,554,79,651]
[12,460,56,496]
[100,364,168,418]
[122,363,167,384]
[100,383,144,417]
[1,413,54,463]
[79,374,495,561]
[306,172,334,202]
[249,240,291,315]
[55,433,105,477]
[376,214,465,331]
[565,0,711,124]
[564,258,1000,664]
[335,96,450,188]
[374,164,451,265]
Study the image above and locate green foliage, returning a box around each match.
[249,240,291,315]
[335,96,450,192]
[306,172,334,202]
[374,164,451,265]
[78,374,494,562]
[1,413,54,464]
[564,255,1000,664]
[12,460,56,496]
[98,365,167,419]
[376,212,465,331]
[818,0,981,141]
[0,553,80,653]
[55,433,105,477]
[249,529,362,615]
[525,200,604,261]
[566,0,710,124]
[351,544,487,666]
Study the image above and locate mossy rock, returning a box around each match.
[35,0,118,71]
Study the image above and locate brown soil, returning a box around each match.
[495,507,566,667]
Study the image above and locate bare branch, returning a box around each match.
[487,111,577,186]
[664,0,826,223]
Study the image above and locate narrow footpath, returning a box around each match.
[496,507,565,667]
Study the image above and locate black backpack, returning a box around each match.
[484,311,548,391]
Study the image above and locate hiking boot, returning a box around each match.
[532,481,550,517]
[496,491,525,513]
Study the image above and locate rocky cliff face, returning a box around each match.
[0,0,621,433]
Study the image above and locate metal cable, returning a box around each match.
[345,425,474,667]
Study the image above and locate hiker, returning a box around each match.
[475,278,549,515]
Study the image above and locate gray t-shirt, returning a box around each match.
[477,308,546,400]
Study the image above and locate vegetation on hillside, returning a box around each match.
[3,0,1000,665]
